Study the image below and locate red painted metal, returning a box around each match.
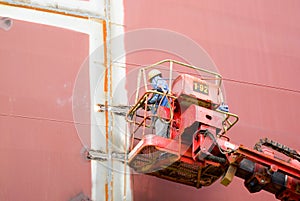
[172,74,219,106]
[179,105,223,133]
[129,131,300,197]
[128,106,300,200]
[236,145,300,180]
[127,63,300,200]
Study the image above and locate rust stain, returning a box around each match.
[103,20,108,93]
[104,101,109,153]
[109,24,113,98]
[102,20,109,154]
[102,14,110,201]
[105,183,109,201]
[111,180,114,201]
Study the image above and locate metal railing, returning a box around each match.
[135,59,223,104]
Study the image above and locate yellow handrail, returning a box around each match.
[134,59,223,103]
[216,110,239,136]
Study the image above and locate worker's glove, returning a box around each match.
[147,99,154,104]
[218,103,229,113]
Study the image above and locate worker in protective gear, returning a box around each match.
[147,69,169,107]
[147,69,170,138]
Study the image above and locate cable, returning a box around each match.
[2,60,299,124]
[222,78,300,94]
[0,112,100,126]
[113,60,300,94]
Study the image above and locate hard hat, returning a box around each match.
[148,69,162,81]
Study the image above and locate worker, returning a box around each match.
[147,69,169,107]
[147,69,170,138]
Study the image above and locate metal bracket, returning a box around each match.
[87,149,127,163]
[96,104,131,116]
[220,165,238,186]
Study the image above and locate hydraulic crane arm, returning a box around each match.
[235,144,300,180]
[218,137,300,200]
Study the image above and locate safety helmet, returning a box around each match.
[148,69,162,81]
